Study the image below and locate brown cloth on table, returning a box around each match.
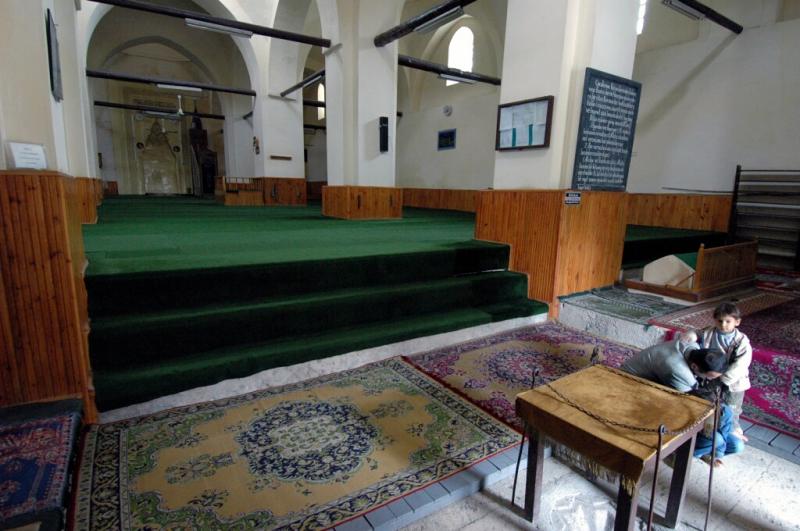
[516,365,713,492]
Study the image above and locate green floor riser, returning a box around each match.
[84,197,547,411]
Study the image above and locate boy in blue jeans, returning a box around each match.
[621,334,743,467]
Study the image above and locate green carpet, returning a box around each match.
[84,197,488,275]
[84,197,546,411]
[622,224,727,268]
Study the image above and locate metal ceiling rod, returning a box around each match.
[94,100,225,120]
[280,69,325,98]
[662,0,743,34]
[87,69,256,97]
[398,55,500,86]
[374,0,478,47]
[88,0,331,47]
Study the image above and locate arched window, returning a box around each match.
[446,26,473,86]
[317,83,325,120]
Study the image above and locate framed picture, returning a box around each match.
[438,129,456,150]
[495,96,554,150]
[45,9,63,102]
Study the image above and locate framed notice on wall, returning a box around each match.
[571,68,641,191]
[495,96,554,151]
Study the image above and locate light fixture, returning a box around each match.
[414,6,464,33]
[185,18,253,38]
[438,73,475,84]
[156,83,202,92]
[661,0,705,21]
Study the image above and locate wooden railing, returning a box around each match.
[626,193,732,231]
[694,240,758,291]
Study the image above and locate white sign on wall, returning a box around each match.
[6,142,48,170]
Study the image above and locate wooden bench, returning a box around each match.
[624,240,758,302]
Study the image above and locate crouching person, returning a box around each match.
[620,331,743,467]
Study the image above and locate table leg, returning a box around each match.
[523,426,545,522]
[615,478,640,531]
[663,436,696,528]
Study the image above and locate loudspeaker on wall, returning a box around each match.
[379,116,389,153]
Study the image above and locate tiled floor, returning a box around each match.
[740,419,800,465]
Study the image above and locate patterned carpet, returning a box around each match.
[739,298,800,358]
[756,268,800,294]
[73,358,517,530]
[0,413,80,522]
[560,286,683,325]
[405,322,636,431]
[745,348,800,437]
[649,289,796,331]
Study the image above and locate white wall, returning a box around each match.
[629,16,800,193]
[0,1,61,171]
[306,130,327,181]
[395,2,504,190]
[397,90,498,189]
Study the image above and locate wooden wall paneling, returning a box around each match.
[554,191,628,301]
[349,186,401,219]
[402,188,477,212]
[323,186,401,219]
[475,190,563,305]
[263,178,307,206]
[75,177,98,224]
[625,194,732,232]
[0,172,97,421]
[0,270,21,403]
[307,181,324,201]
[322,186,349,218]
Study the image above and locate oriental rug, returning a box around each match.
[743,348,800,438]
[756,268,800,294]
[73,358,517,530]
[404,322,636,431]
[0,413,80,521]
[560,286,683,325]
[738,297,800,358]
[648,289,796,331]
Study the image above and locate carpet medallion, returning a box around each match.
[561,286,683,325]
[405,323,636,431]
[649,290,796,331]
[73,358,517,530]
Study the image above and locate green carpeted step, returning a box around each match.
[88,272,529,369]
[86,245,511,318]
[92,299,548,411]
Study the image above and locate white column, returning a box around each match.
[493,0,638,190]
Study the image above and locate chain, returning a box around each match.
[543,366,715,438]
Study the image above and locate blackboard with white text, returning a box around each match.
[571,68,641,191]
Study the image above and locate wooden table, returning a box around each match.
[515,365,712,530]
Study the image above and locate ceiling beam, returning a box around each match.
[398,55,500,86]
[662,0,743,34]
[374,0,478,47]
[94,100,225,120]
[88,0,331,47]
[280,69,325,98]
[87,69,256,97]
